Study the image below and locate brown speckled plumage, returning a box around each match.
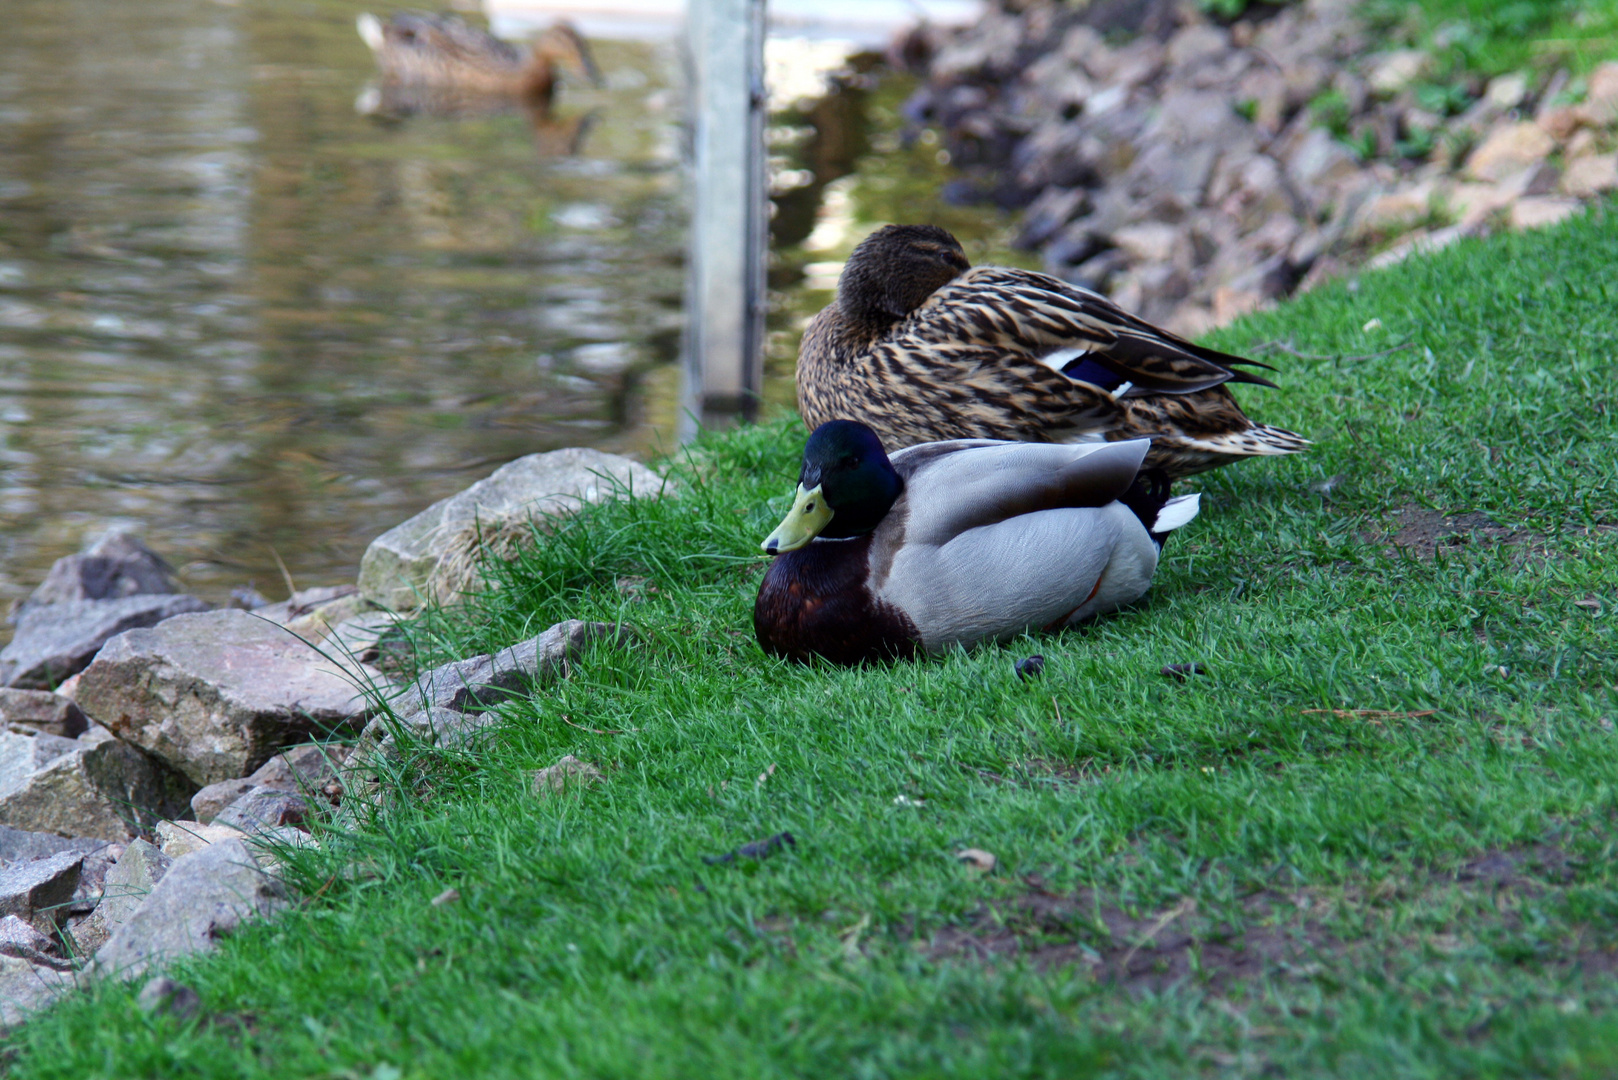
[796,225,1309,479]
[358,14,599,109]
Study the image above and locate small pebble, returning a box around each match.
[1161,662,1206,679]
[956,848,997,873]
[1014,655,1045,680]
[136,977,200,1021]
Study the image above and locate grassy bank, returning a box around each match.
[7,202,1618,1076]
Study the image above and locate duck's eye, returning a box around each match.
[841,456,858,469]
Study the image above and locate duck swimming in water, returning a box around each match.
[356,12,601,111]
[795,224,1308,480]
[753,421,1200,666]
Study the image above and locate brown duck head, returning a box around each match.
[519,21,603,106]
[835,224,971,333]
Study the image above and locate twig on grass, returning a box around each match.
[1117,897,1196,976]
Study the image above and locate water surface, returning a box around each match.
[0,0,685,610]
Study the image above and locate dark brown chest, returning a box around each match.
[753,535,919,667]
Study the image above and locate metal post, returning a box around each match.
[680,0,768,441]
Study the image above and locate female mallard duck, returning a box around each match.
[356,13,601,110]
[753,420,1200,666]
[796,224,1308,480]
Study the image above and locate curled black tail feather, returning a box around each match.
[1118,468,1176,548]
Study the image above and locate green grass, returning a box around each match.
[7,203,1618,1077]
[1365,0,1618,78]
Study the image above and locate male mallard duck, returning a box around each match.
[356,13,601,110]
[796,224,1308,479]
[753,420,1200,666]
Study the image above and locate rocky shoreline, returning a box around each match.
[896,0,1618,333]
[0,446,667,1028]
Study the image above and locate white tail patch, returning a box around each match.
[1152,494,1200,533]
[1037,347,1089,375]
[357,13,385,51]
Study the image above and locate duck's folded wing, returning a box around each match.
[895,439,1149,546]
[909,267,1277,395]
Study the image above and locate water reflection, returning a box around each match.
[0,0,684,616]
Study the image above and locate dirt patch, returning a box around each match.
[928,882,1339,994]
[1448,843,1576,888]
[1385,507,1531,559]
[1375,505,1618,560]
[925,843,1618,990]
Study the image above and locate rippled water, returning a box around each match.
[0,0,688,610]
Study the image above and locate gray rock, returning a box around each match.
[0,914,71,969]
[0,825,109,866]
[1,594,213,690]
[1285,126,1361,193]
[75,609,387,787]
[530,755,603,795]
[190,742,348,823]
[74,839,172,956]
[214,787,308,834]
[18,532,177,613]
[189,779,258,825]
[0,689,89,738]
[249,585,359,626]
[0,850,82,932]
[405,620,636,716]
[154,820,248,860]
[248,742,350,792]
[0,733,195,841]
[91,838,288,981]
[0,956,75,1030]
[357,448,669,611]
[68,843,123,911]
[351,707,495,769]
[0,730,83,795]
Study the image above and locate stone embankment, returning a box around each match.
[899,0,1618,333]
[0,447,667,1028]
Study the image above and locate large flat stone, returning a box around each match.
[0,734,195,842]
[0,594,213,690]
[91,838,288,982]
[404,620,635,715]
[357,448,668,611]
[0,851,83,933]
[0,689,89,738]
[75,609,388,787]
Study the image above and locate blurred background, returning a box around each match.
[0,0,1010,618]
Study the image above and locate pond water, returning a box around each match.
[0,0,1023,621]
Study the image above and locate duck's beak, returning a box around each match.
[761,484,833,555]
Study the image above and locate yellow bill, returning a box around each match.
[761,483,834,554]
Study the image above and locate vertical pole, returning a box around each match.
[680,0,767,442]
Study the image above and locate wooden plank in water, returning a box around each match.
[680,0,767,437]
